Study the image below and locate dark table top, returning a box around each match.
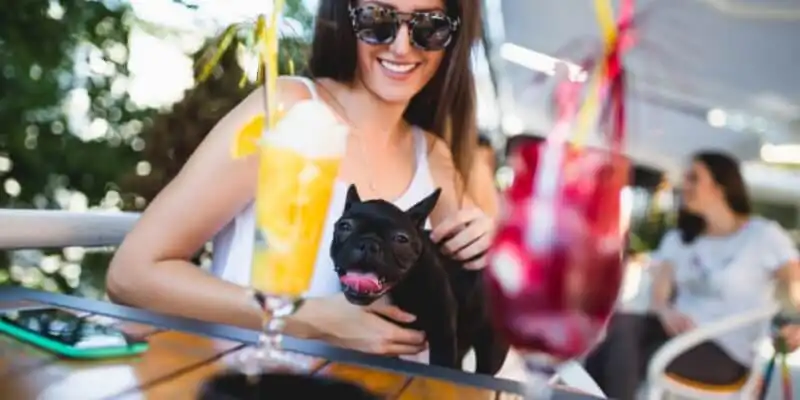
[0,286,598,399]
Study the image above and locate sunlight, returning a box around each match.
[124,0,313,108]
[127,28,195,108]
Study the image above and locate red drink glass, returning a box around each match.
[486,138,628,398]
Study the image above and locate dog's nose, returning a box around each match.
[358,239,381,256]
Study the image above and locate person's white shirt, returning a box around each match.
[651,216,800,365]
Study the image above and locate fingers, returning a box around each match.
[430,208,483,243]
[659,314,683,336]
[384,324,427,346]
[445,219,493,270]
[682,316,695,331]
[441,218,488,255]
[368,304,417,324]
[464,254,488,270]
[664,315,694,336]
[455,233,492,262]
[362,312,427,356]
[377,342,427,355]
[662,320,679,336]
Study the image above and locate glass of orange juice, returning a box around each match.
[243,99,348,371]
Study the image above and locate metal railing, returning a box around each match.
[0,209,140,249]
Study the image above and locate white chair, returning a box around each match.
[647,304,780,400]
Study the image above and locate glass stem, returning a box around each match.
[239,291,301,378]
[524,359,556,400]
[260,299,289,357]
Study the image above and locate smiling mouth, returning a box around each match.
[378,58,420,75]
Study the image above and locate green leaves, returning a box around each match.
[197,24,241,83]
[196,0,311,86]
[0,0,314,295]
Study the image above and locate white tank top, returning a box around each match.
[210,76,437,298]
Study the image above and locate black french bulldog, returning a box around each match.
[329,185,509,375]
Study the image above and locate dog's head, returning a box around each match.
[330,185,441,305]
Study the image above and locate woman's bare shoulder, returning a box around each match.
[419,132,475,217]
[114,77,318,264]
[422,132,456,174]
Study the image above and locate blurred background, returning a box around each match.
[0,0,798,302]
[0,0,319,297]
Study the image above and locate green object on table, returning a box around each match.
[0,310,148,359]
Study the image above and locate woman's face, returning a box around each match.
[354,0,449,104]
[681,160,722,213]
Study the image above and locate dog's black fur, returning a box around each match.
[330,185,509,374]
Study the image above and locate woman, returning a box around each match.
[107,0,491,358]
[585,151,800,400]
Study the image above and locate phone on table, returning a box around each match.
[0,307,149,359]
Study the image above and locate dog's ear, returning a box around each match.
[344,184,361,211]
[406,188,441,228]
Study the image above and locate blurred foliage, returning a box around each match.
[121,22,311,202]
[0,0,312,298]
[629,210,673,254]
[0,1,146,208]
[753,201,799,230]
[627,186,675,254]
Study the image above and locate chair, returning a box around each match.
[646,304,780,400]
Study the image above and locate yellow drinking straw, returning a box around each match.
[228,1,286,159]
[571,0,620,148]
[260,1,284,133]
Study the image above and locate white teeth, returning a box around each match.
[380,60,416,73]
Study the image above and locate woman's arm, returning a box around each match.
[424,134,479,223]
[765,221,800,307]
[424,134,495,268]
[776,260,800,308]
[650,262,675,312]
[647,230,681,312]
[466,151,499,219]
[775,253,800,310]
[106,79,320,336]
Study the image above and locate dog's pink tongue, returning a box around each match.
[340,272,381,292]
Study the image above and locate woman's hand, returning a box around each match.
[780,324,800,351]
[430,207,495,270]
[297,294,427,356]
[656,308,695,336]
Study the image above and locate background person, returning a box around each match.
[585,151,800,400]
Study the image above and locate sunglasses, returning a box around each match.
[348,3,460,51]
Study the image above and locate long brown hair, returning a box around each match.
[678,151,752,243]
[307,0,482,183]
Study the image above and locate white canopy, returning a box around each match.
[483,0,800,202]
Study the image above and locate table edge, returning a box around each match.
[0,287,599,399]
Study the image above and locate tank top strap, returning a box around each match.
[283,76,319,101]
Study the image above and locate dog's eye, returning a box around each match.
[336,221,353,232]
[393,233,410,244]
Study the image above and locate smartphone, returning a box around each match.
[0,307,149,359]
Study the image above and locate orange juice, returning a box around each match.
[249,100,348,297]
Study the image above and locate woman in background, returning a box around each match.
[585,151,800,400]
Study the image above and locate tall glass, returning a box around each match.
[485,138,627,398]
[243,100,349,373]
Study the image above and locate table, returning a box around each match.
[0,287,598,399]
